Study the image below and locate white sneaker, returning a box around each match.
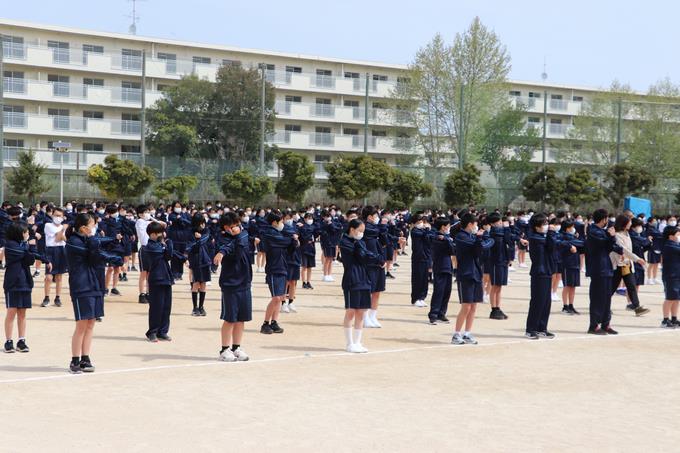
[551,292,560,301]
[288,302,297,313]
[206,281,212,286]
[363,316,377,328]
[327,275,335,282]
[219,348,237,362]
[507,278,512,283]
[508,266,516,272]
[233,347,249,361]
[414,300,427,308]
[483,294,490,304]
[519,263,528,268]
[370,314,382,328]
[281,302,290,313]
[349,343,368,353]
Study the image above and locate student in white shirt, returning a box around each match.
[41,207,68,308]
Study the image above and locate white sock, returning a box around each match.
[463,331,470,336]
[369,309,377,321]
[344,327,353,346]
[353,328,363,345]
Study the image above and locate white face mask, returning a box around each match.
[669,221,678,227]
[112,213,119,219]
[65,206,72,212]
[275,223,284,232]
[285,219,293,226]
[97,209,105,215]
[142,213,151,221]
[567,228,575,235]
[609,218,615,223]
[554,225,561,232]
[353,232,364,240]
[242,216,249,223]
[52,216,63,225]
[541,225,549,234]
[305,219,314,225]
[415,222,424,229]
[174,207,182,214]
[372,217,380,225]
[210,213,219,219]
[634,226,643,234]
[470,226,479,235]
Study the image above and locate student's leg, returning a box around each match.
[4,308,17,339]
[16,309,27,339]
[44,274,52,298]
[55,274,62,297]
[429,279,443,320]
[112,266,121,289]
[271,296,282,321]
[138,270,148,295]
[81,319,96,356]
[672,300,679,319]
[105,267,113,290]
[287,280,297,302]
[568,287,576,305]
[601,277,614,328]
[71,320,88,357]
[441,274,452,317]
[160,286,172,335]
[191,282,199,311]
[353,308,367,348]
[527,277,544,333]
[198,282,206,311]
[147,287,161,335]
[465,303,477,332]
[538,278,552,332]
[232,322,245,346]
[343,309,355,328]
[455,303,471,333]
[35,259,42,273]
[663,300,671,319]
[221,322,234,348]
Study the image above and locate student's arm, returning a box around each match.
[355,239,383,267]
[163,239,174,261]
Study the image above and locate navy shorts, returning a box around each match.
[555,262,564,274]
[72,295,104,321]
[343,289,371,309]
[368,267,386,293]
[635,267,645,286]
[5,291,32,309]
[648,250,661,264]
[457,279,483,303]
[301,254,316,268]
[664,278,680,301]
[267,274,288,297]
[489,265,508,286]
[562,268,581,287]
[106,251,125,268]
[220,289,252,322]
[46,246,68,275]
[323,246,336,258]
[191,266,212,283]
[287,265,300,281]
[483,261,491,275]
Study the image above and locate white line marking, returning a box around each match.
[0,328,676,385]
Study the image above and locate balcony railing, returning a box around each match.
[310,133,334,146]
[3,112,27,128]
[3,77,26,94]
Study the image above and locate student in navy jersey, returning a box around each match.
[207,208,221,273]
[99,205,125,296]
[525,214,559,339]
[515,211,530,268]
[488,213,526,320]
[452,213,494,345]
[629,217,651,305]
[428,218,455,325]
[646,216,662,284]
[259,212,298,335]
[361,206,388,328]
[3,223,38,353]
[254,208,268,272]
[299,212,319,289]
[65,213,117,374]
[410,213,433,308]
[661,226,680,328]
[320,210,343,282]
[340,218,383,353]
[141,222,174,342]
[214,212,252,362]
[558,219,584,315]
[186,213,212,317]
[281,211,301,313]
[167,202,192,280]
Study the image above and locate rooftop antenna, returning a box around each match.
[126,0,145,35]
[541,56,548,81]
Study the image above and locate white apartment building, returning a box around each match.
[0,18,619,184]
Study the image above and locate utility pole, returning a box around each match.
[0,34,5,203]
[259,63,266,175]
[616,97,622,164]
[541,90,548,212]
[363,72,369,155]
[458,84,465,169]
[140,49,146,167]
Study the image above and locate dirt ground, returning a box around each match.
[1,250,679,452]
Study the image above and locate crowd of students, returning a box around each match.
[0,199,675,373]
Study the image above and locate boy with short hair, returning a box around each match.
[428,217,455,325]
[140,222,174,342]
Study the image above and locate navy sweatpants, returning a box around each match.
[411,262,429,303]
[589,276,612,329]
[429,272,452,320]
[147,284,172,336]
[527,276,551,333]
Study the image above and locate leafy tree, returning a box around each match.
[153,175,199,203]
[275,152,315,206]
[603,163,656,209]
[86,155,154,201]
[7,149,51,203]
[221,169,272,206]
[146,64,277,162]
[325,156,392,201]
[386,170,433,209]
[562,169,603,208]
[443,163,486,207]
[391,18,511,168]
[476,106,540,178]
[521,167,565,208]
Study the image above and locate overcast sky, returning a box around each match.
[2,0,676,91]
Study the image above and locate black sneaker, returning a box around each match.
[587,327,607,335]
[604,326,618,335]
[4,340,15,353]
[393,263,400,267]
[562,306,573,315]
[386,272,395,279]
[673,319,680,328]
[41,297,50,307]
[428,317,438,326]
[32,270,40,278]
[69,362,83,374]
[104,289,109,296]
[499,309,509,320]
[157,334,172,341]
[54,297,62,307]
[95,317,102,322]
[661,319,676,328]
[146,333,159,342]
[260,322,273,335]
[16,339,29,353]
[199,308,207,317]
[626,303,636,311]
[489,309,504,320]
[131,266,138,272]
[525,332,539,340]
[191,308,200,316]
[634,306,650,317]
[79,360,95,373]
[270,320,284,333]
[138,293,149,304]
[110,288,121,296]
[437,315,450,323]
[538,331,555,339]
[569,305,580,315]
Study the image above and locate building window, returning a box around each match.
[83,143,104,152]
[285,65,301,83]
[343,128,359,135]
[121,81,142,103]
[315,69,334,88]
[48,74,70,97]
[528,92,541,98]
[509,90,521,96]
[121,48,143,70]
[314,98,333,117]
[372,130,387,137]
[573,96,584,102]
[2,35,25,59]
[284,95,302,103]
[3,139,24,161]
[3,105,25,128]
[284,124,301,132]
[157,52,177,73]
[83,78,104,86]
[48,108,70,130]
[192,56,211,65]
[83,111,104,120]
[314,155,330,162]
[222,59,241,68]
[121,145,141,154]
[82,44,103,64]
[121,113,141,135]
[3,71,25,93]
[48,40,70,63]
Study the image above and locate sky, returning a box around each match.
[2,0,677,92]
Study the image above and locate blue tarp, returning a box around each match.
[624,196,652,218]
